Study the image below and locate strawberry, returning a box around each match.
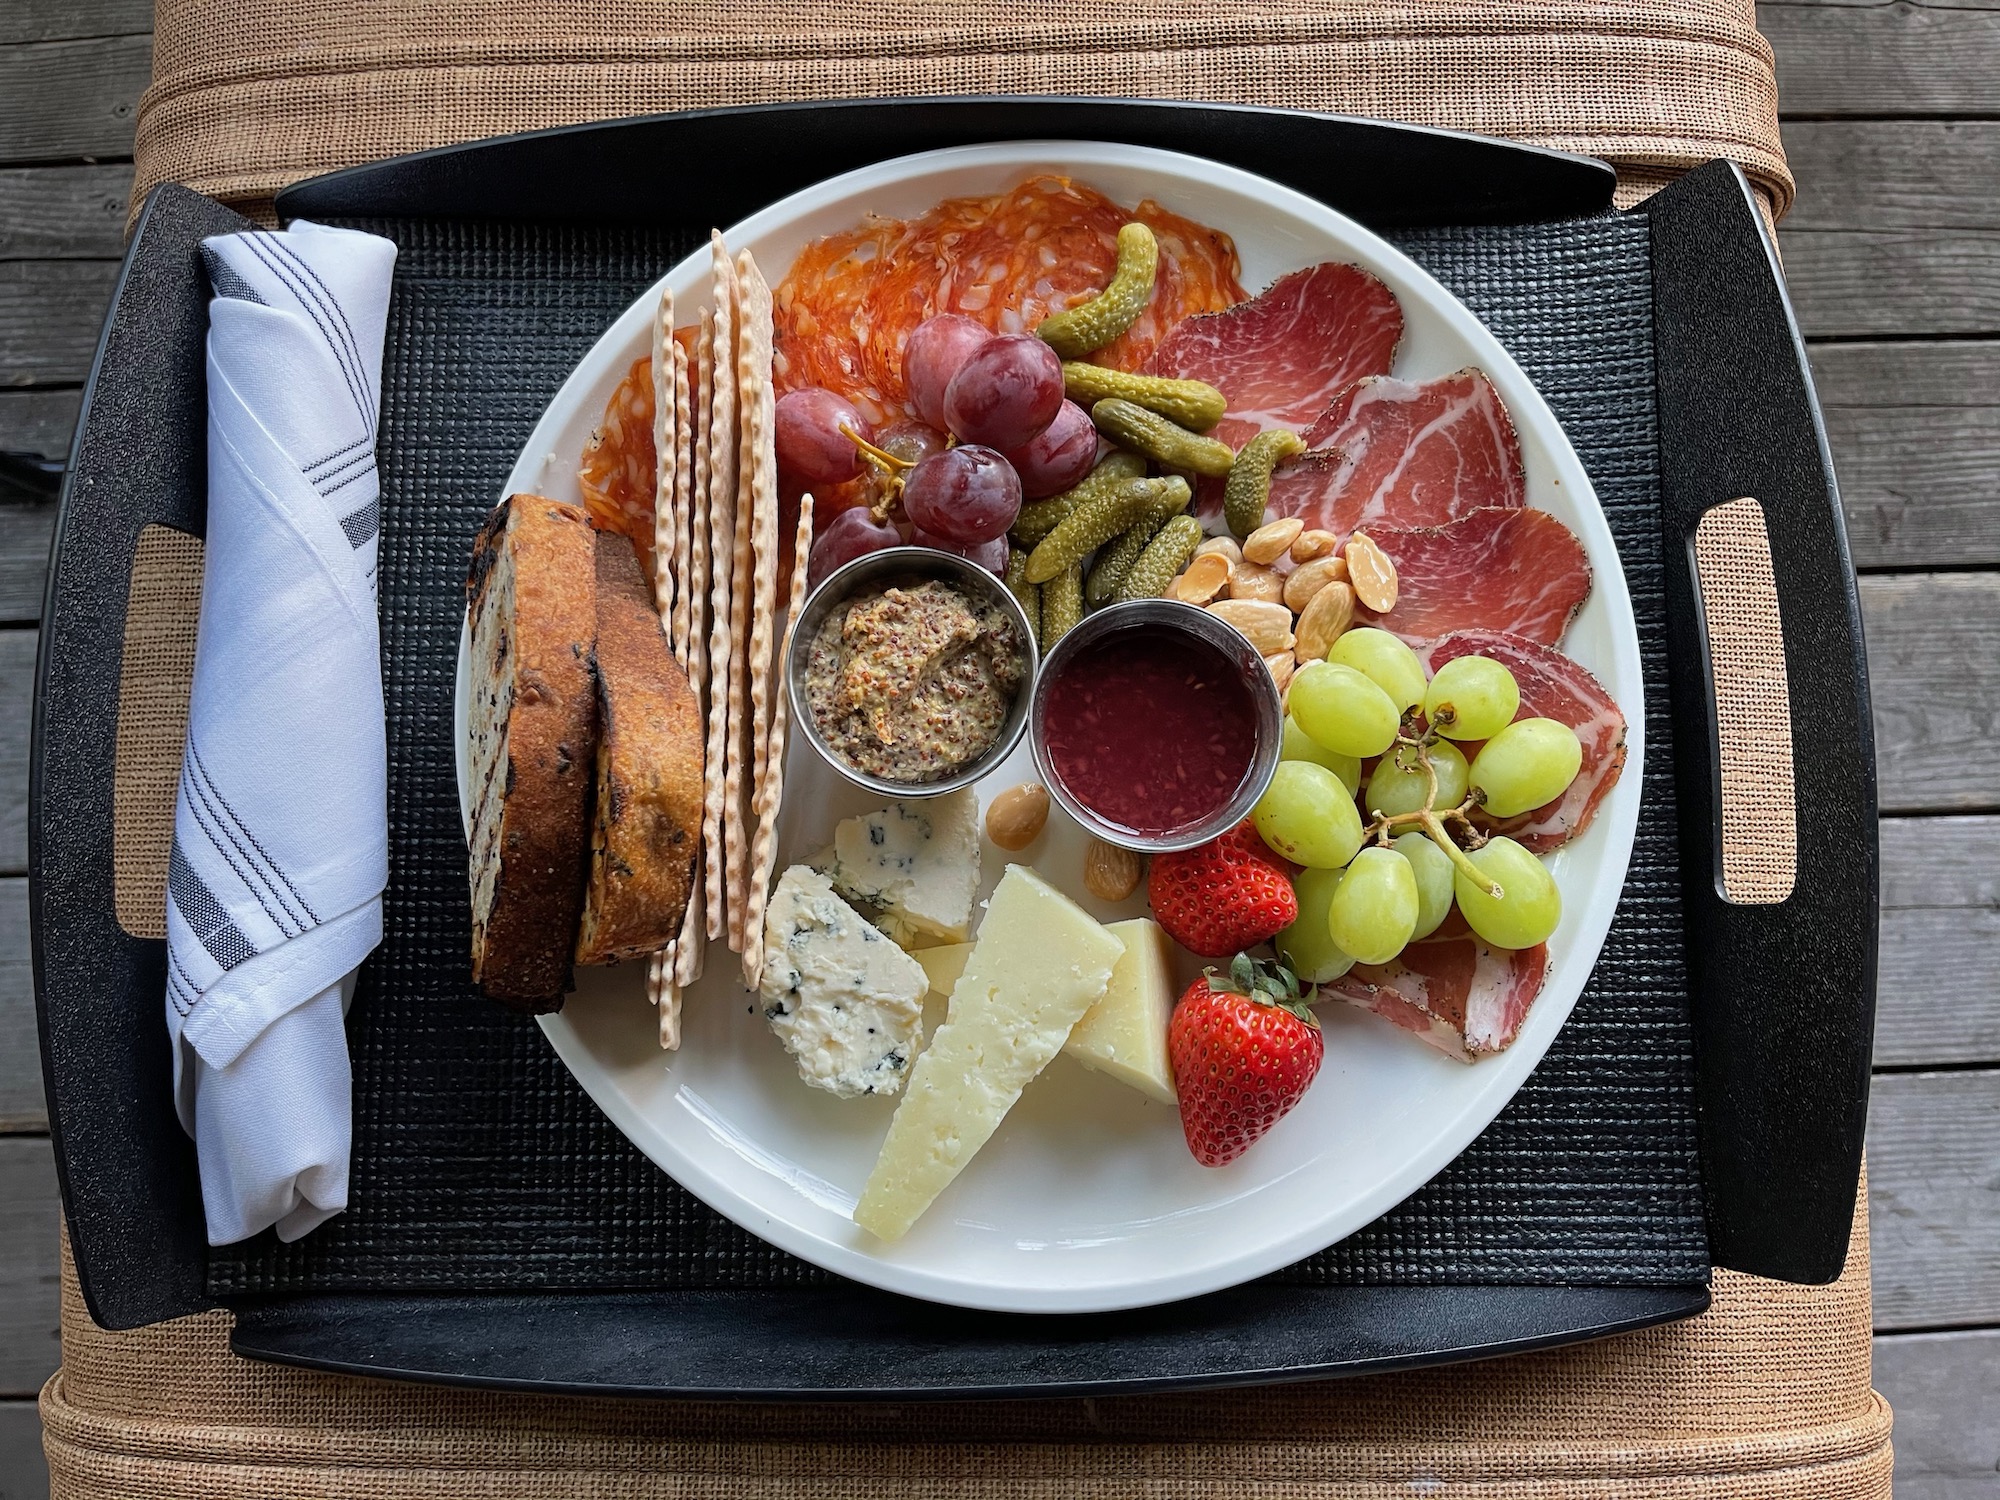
[1146,820,1297,957]
[1169,955,1323,1168]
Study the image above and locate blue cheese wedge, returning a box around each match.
[1065,918,1179,1105]
[759,865,929,1100]
[853,865,1123,1241]
[825,789,979,945]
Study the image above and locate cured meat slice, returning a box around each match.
[1431,629,1628,852]
[774,176,1246,427]
[1362,507,1591,648]
[1142,263,1403,451]
[1281,370,1525,537]
[1331,937,1548,1062]
[578,355,658,569]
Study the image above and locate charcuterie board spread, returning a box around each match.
[462,162,1629,1255]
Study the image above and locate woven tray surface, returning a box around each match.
[208,211,1707,1297]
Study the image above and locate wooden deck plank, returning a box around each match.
[0,0,151,46]
[0,1139,62,1398]
[1878,817,2000,1068]
[1872,1329,2000,1500]
[0,1399,48,1500]
[0,880,41,1133]
[0,630,30,873]
[1810,341,2000,573]
[0,35,148,165]
[1868,1069,2000,1330]
[1861,574,2000,814]
[0,504,55,625]
[1762,0,2000,116]
[0,391,78,459]
[0,165,132,258]
[0,261,119,387]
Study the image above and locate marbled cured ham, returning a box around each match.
[1362,507,1591,649]
[1431,629,1628,853]
[1142,262,1403,450]
[1276,369,1525,537]
[1332,935,1548,1063]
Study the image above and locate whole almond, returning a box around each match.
[1228,559,1286,606]
[1242,517,1304,566]
[1083,837,1144,902]
[1193,535,1243,565]
[1263,650,1296,693]
[1169,550,1232,604]
[1290,529,1340,564]
[1294,579,1356,661]
[1283,554,1348,613]
[985,782,1050,852]
[1346,531,1399,613]
[1207,599,1295,655]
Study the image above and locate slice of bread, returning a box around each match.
[466,494,599,1012]
[575,533,704,965]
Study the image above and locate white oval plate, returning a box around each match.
[460,141,1644,1313]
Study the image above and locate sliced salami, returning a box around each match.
[1279,369,1525,537]
[1430,629,1628,853]
[1142,262,1403,451]
[1362,507,1591,648]
[1330,937,1548,1062]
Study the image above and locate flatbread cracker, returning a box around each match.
[646,285,679,1020]
[730,249,780,955]
[701,247,742,943]
[677,317,715,989]
[668,338,694,666]
[649,949,681,1049]
[741,492,814,991]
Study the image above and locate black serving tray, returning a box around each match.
[32,100,1875,1397]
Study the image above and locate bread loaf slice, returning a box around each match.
[575,533,703,965]
[466,494,598,1011]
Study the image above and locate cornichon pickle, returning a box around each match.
[1037,223,1159,359]
[1024,476,1173,584]
[1084,475,1193,604]
[1091,398,1235,478]
[1042,560,1085,646]
[1062,363,1227,432]
[1003,548,1041,648]
[1011,450,1146,546]
[1116,514,1206,603]
[1223,428,1308,538]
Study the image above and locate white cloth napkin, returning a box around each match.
[167,221,398,1245]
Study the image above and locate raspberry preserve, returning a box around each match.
[1038,626,1261,840]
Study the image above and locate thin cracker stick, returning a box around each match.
[701,248,742,943]
[668,338,695,666]
[732,249,780,957]
[677,317,716,989]
[650,950,681,1049]
[721,245,758,954]
[741,493,814,991]
[646,285,679,1018]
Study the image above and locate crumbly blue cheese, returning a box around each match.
[825,788,980,945]
[759,865,929,1099]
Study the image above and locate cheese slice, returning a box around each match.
[1065,918,1179,1105]
[853,865,1122,1241]
[912,941,974,1000]
[826,789,980,944]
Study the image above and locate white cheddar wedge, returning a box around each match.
[826,790,980,944]
[912,941,974,1000]
[853,865,1122,1241]
[1065,918,1179,1105]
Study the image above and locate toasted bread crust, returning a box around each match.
[575,533,703,965]
[467,494,598,1011]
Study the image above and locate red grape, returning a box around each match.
[902,445,1022,545]
[775,388,869,486]
[943,333,1064,451]
[911,527,1008,576]
[1003,399,1097,498]
[876,418,947,469]
[806,506,900,590]
[903,315,993,431]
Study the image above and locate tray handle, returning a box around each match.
[1645,161,1877,1283]
[32,183,253,1327]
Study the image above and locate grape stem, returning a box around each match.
[1360,725,1503,897]
[844,427,916,518]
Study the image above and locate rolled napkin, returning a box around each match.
[166,221,398,1244]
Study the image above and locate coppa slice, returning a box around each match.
[1331,936,1548,1061]
[1430,629,1628,852]
[853,865,1123,1242]
[1278,370,1526,537]
[1363,507,1591,648]
[1142,262,1403,451]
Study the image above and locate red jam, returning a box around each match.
[1041,628,1260,838]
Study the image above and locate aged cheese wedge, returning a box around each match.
[853,865,1122,1241]
[826,789,980,944]
[1065,918,1178,1105]
[912,941,973,999]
